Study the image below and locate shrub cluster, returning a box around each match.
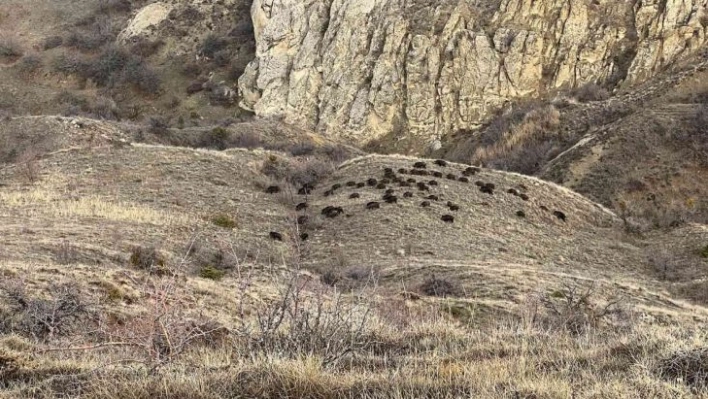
[53,47,161,95]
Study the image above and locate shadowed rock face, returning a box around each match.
[239,0,707,150]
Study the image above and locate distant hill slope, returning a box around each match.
[2,135,705,314]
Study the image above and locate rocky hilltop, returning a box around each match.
[239,0,707,148]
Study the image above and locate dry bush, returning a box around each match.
[14,149,41,184]
[478,105,562,174]
[65,16,115,52]
[535,282,628,335]
[0,39,22,59]
[147,117,170,136]
[446,102,561,174]
[210,213,236,229]
[41,36,64,50]
[681,105,708,166]
[16,55,42,78]
[52,241,80,266]
[129,246,169,276]
[572,82,610,103]
[656,348,708,389]
[261,155,335,188]
[647,249,682,281]
[96,0,132,14]
[199,35,230,59]
[0,281,93,341]
[53,47,161,95]
[236,267,376,368]
[418,275,462,298]
[129,38,164,58]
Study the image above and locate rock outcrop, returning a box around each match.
[239,0,707,149]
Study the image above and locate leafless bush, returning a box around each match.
[15,149,41,184]
[0,39,22,58]
[17,54,42,78]
[261,156,335,188]
[236,265,376,368]
[129,246,170,276]
[41,36,64,50]
[200,35,230,59]
[90,277,229,374]
[681,105,708,166]
[418,275,462,298]
[148,117,170,136]
[53,241,80,265]
[656,348,708,389]
[129,38,164,58]
[572,83,610,103]
[51,53,88,75]
[65,16,115,52]
[96,0,132,14]
[537,282,628,335]
[0,280,93,341]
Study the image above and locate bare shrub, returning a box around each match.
[129,246,169,276]
[41,36,64,50]
[53,47,161,94]
[647,249,681,281]
[538,282,627,335]
[572,82,610,103]
[94,277,228,373]
[15,149,41,184]
[237,267,375,368]
[121,58,161,95]
[0,39,22,58]
[210,213,236,229]
[200,35,230,59]
[53,241,80,265]
[129,38,164,58]
[0,280,92,340]
[17,55,42,78]
[680,105,708,166]
[198,127,231,150]
[148,117,170,136]
[262,156,335,188]
[51,53,88,75]
[656,348,708,389]
[447,102,561,174]
[65,16,115,51]
[96,0,132,14]
[418,275,462,298]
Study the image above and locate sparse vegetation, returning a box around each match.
[0,39,22,59]
[419,275,462,298]
[572,82,611,103]
[210,213,236,229]
[16,55,42,78]
[199,265,226,280]
[656,348,708,389]
[41,36,64,50]
[52,46,161,95]
[129,246,168,275]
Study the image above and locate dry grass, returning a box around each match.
[472,106,561,169]
[0,141,706,398]
[0,187,198,227]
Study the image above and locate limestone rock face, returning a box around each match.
[239,0,708,147]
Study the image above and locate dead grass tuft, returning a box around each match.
[657,348,708,389]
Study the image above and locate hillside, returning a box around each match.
[441,49,708,228]
[1,125,708,397]
[1,0,708,398]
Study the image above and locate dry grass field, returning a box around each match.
[1,120,707,398]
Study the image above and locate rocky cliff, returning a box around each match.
[238,0,707,149]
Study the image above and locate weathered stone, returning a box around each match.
[239,0,708,149]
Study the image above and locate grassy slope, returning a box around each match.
[1,127,707,397]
